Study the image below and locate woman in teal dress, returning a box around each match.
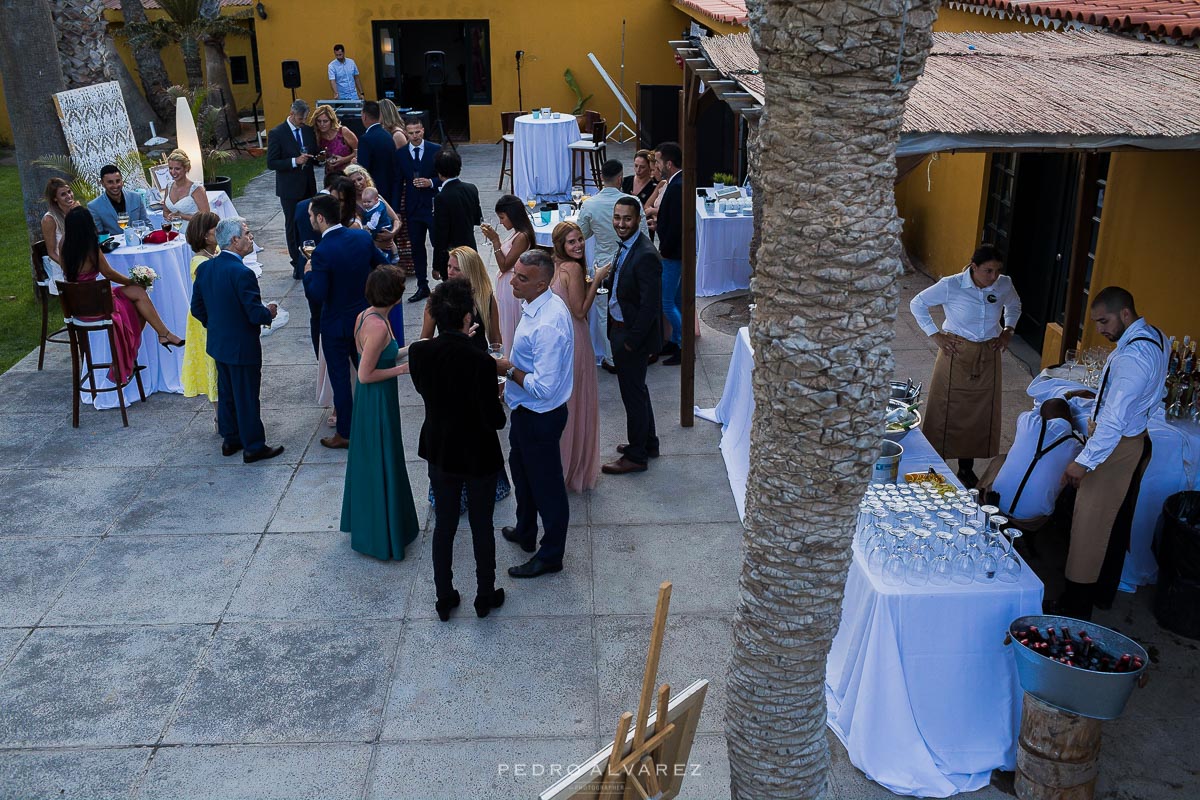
[340,268,420,559]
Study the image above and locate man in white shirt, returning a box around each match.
[909,243,1022,487]
[495,250,576,579]
[1053,287,1167,619]
[988,398,1084,524]
[327,44,363,100]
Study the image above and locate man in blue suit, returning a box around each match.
[87,164,150,236]
[304,194,388,448]
[294,173,335,357]
[355,101,398,215]
[395,116,441,303]
[190,217,284,464]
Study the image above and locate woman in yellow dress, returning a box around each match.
[182,211,221,401]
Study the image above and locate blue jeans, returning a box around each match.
[661,257,682,346]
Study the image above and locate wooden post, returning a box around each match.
[1059,153,1100,361]
[680,65,700,427]
[1015,693,1103,800]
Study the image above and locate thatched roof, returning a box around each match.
[690,30,1200,154]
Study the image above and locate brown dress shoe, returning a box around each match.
[320,434,350,449]
[602,456,648,475]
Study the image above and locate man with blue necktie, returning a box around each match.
[266,100,318,279]
[396,116,441,303]
[191,218,283,464]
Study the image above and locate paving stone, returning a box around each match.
[258,365,326,410]
[592,524,742,615]
[0,369,73,410]
[382,617,595,741]
[165,621,401,744]
[170,406,320,467]
[590,454,740,526]
[44,534,259,625]
[113,465,295,535]
[596,614,731,736]
[0,627,30,665]
[268,462,349,532]
[0,537,98,626]
[21,409,196,469]
[261,330,322,368]
[0,625,211,747]
[0,466,149,537]
[0,747,150,800]
[225,532,419,621]
[139,743,372,800]
[0,412,69,467]
[366,738,596,800]
[680,734,732,799]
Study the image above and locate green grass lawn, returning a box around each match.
[0,154,265,374]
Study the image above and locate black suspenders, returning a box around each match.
[1008,416,1085,515]
[1093,325,1164,419]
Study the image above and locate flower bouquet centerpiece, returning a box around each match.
[129,265,159,291]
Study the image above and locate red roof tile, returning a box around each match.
[675,0,749,26]
[957,0,1200,41]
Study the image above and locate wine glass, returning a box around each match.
[1064,348,1079,381]
[171,218,184,235]
[161,218,172,234]
[117,212,130,231]
[301,240,316,260]
[951,544,976,585]
[998,528,1023,583]
[571,188,584,209]
[488,343,504,360]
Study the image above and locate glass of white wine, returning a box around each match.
[117,212,130,231]
[301,240,316,260]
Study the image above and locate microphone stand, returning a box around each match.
[516,50,525,112]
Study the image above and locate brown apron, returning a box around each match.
[1067,432,1152,586]
[921,334,1002,461]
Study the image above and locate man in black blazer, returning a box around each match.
[294,173,335,358]
[266,99,318,280]
[395,117,441,302]
[304,195,388,448]
[355,101,398,213]
[431,150,482,282]
[602,197,663,475]
[190,218,283,464]
[653,141,684,365]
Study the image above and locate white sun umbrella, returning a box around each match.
[175,96,205,184]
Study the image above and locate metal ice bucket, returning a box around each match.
[1007,614,1149,720]
[890,379,921,405]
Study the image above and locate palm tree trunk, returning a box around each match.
[180,35,204,88]
[200,0,238,145]
[51,0,108,88]
[119,0,175,125]
[0,0,71,242]
[725,1,939,798]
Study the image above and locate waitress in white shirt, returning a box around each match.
[909,244,1021,487]
[1056,287,1167,619]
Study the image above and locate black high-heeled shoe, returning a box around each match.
[435,590,461,622]
[159,335,186,352]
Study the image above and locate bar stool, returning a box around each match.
[31,240,69,370]
[569,119,607,191]
[496,111,521,192]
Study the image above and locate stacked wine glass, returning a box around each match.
[856,482,1024,588]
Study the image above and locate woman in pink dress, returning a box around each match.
[309,104,358,177]
[60,207,184,382]
[480,194,534,356]
[550,221,612,492]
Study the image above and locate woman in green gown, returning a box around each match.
[340,267,420,559]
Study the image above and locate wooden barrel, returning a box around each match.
[1015,693,1103,800]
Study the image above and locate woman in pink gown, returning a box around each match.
[480,194,534,357]
[59,207,184,382]
[550,221,612,492]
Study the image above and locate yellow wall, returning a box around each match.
[1081,150,1200,348]
[253,1,691,142]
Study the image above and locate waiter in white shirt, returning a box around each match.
[495,250,576,580]
[909,244,1022,487]
[1055,287,1167,619]
[987,398,1084,525]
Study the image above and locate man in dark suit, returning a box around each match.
[602,197,663,475]
[266,99,318,279]
[355,101,398,213]
[87,164,151,236]
[304,194,387,448]
[395,116,441,302]
[294,173,335,357]
[431,150,482,282]
[653,141,684,365]
[190,217,283,464]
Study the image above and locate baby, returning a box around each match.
[360,187,399,263]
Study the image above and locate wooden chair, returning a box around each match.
[569,119,608,191]
[56,279,146,428]
[497,111,521,192]
[31,240,70,370]
[578,109,603,141]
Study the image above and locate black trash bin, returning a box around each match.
[1154,491,1200,640]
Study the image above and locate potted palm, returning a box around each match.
[712,172,736,192]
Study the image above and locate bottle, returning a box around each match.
[1169,339,1182,375]
[1115,654,1133,672]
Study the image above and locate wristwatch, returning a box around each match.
[505,366,516,380]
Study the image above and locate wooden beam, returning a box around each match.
[1061,152,1101,360]
[681,69,699,427]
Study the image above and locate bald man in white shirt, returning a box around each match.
[910,243,1022,487]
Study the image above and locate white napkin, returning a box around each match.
[261,304,289,337]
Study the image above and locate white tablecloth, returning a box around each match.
[533,214,605,364]
[826,431,1044,797]
[696,192,753,297]
[147,190,240,230]
[513,114,579,203]
[1027,371,1200,589]
[695,326,754,520]
[83,240,192,410]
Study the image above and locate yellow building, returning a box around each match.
[895,2,1200,363]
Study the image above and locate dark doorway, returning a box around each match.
[372,20,491,143]
[984,152,1079,353]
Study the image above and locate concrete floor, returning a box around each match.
[0,141,1195,799]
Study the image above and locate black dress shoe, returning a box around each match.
[659,342,680,357]
[602,456,648,475]
[956,469,979,489]
[502,526,536,553]
[617,443,659,459]
[662,352,682,366]
[436,590,461,622]
[600,360,617,374]
[508,557,563,579]
[407,286,430,303]
[243,445,284,464]
[221,442,242,457]
[474,588,505,618]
